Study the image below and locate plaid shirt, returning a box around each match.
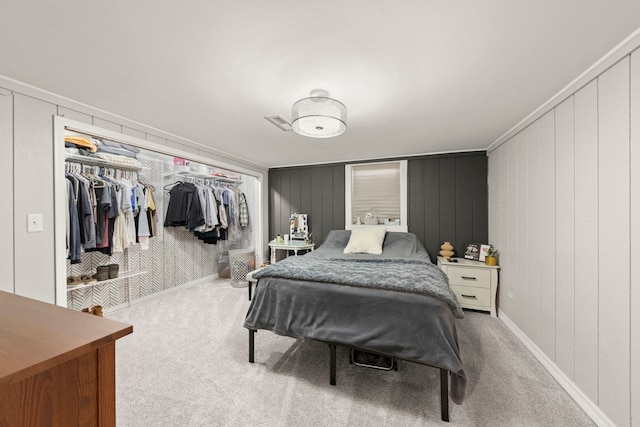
[239,192,249,227]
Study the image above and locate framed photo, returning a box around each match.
[464,243,481,260]
[479,244,491,262]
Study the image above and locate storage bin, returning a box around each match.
[228,249,255,288]
[350,349,396,371]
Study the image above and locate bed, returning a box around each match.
[244,229,466,421]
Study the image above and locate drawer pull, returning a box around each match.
[461,294,477,299]
[461,276,477,280]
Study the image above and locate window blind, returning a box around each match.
[351,163,401,223]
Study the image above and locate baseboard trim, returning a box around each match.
[498,310,615,427]
[106,274,219,314]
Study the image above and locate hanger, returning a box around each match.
[163,180,183,190]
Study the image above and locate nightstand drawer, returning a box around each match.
[447,267,491,288]
[450,284,491,309]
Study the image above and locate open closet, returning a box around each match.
[54,117,264,311]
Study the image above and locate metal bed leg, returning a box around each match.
[248,282,252,300]
[249,329,255,363]
[329,344,336,386]
[440,368,449,422]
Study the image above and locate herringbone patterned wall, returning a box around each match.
[67,157,256,311]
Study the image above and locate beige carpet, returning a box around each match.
[108,279,594,426]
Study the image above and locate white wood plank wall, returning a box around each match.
[0,90,14,293]
[13,94,57,302]
[539,110,556,359]
[525,120,541,347]
[573,80,599,403]
[597,58,630,427]
[489,54,637,426]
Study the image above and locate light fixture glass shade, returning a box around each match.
[291,94,347,138]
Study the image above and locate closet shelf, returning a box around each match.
[65,154,148,171]
[66,270,148,292]
[163,170,242,184]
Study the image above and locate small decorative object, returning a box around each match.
[485,246,498,266]
[479,244,491,262]
[276,234,283,243]
[464,243,481,260]
[439,241,454,259]
[363,213,378,225]
[290,213,309,240]
[356,217,362,225]
[305,233,313,244]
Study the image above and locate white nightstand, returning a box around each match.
[437,257,499,317]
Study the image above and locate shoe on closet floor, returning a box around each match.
[108,264,119,279]
[92,306,103,317]
[66,276,84,288]
[93,265,109,281]
[79,274,97,284]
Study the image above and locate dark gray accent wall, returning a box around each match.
[269,152,487,263]
[269,164,345,246]
[408,152,488,262]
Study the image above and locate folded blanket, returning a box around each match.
[65,136,97,152]
[96,138,140,158]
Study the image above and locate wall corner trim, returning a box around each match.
[498,310,616,427]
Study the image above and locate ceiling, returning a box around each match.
[2,1,640,169]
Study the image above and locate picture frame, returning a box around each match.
[464,243,481,260]
[479,244,491,262]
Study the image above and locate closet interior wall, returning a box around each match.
[66,142,257,312]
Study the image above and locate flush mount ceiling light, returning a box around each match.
[291,89,347,138]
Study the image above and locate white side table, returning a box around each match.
[437,257,500,317]
[268,240,315,264]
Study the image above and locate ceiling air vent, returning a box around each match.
[264,115,292,131]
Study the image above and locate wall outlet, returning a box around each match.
[27,214,43,233]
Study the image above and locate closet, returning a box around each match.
[56,118,262,311]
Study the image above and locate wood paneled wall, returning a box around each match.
[269,152,488,263]
[488,54,639,427]
[0,91,13,294]
[269,165,345,246]
[408,153,488,262]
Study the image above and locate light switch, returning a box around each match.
[27,214,43,233]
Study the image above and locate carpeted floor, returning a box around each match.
[108,279,594,426]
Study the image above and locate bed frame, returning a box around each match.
[247,329,450,422]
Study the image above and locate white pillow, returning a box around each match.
[343,227,387,255]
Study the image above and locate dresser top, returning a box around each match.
[437,256,499,269]
[0,291,132,385]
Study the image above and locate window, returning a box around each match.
[345,160,407,232]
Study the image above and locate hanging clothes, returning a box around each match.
[164,176,248,245]
[65,160,156,262]
[238,191,249,227]
[164,182,205,229]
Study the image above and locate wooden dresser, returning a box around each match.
[437,257,500,317]
[0,291,132,426]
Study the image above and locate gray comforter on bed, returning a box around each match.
[244,230,467,404]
